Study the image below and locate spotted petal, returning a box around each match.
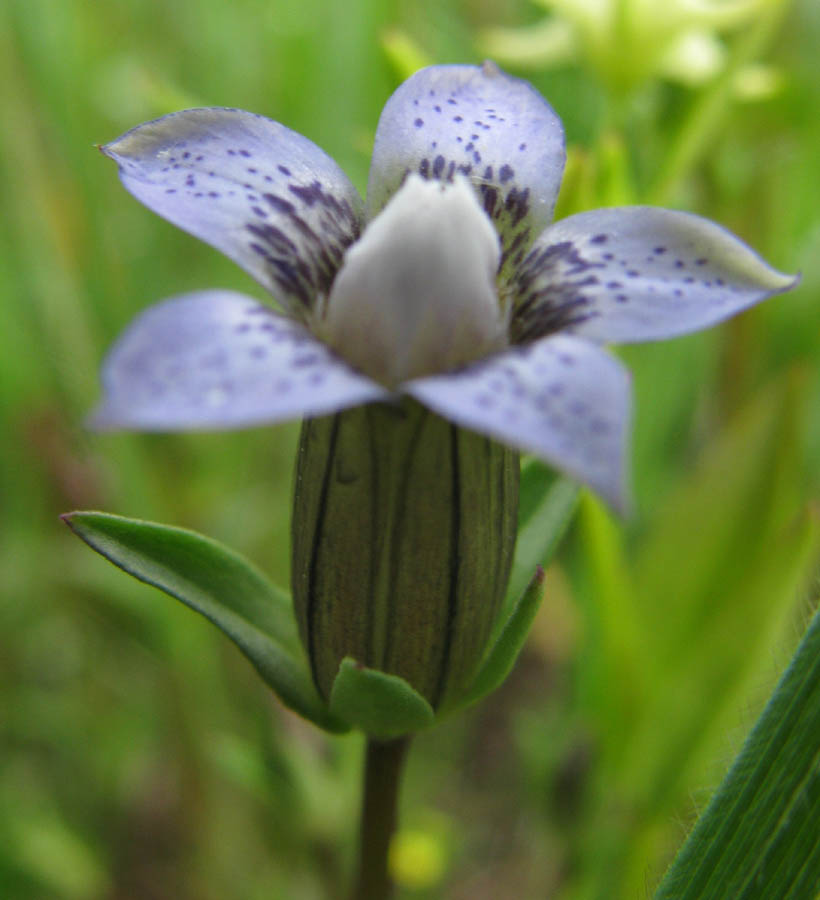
[511,207,798,345]
[367,62,566,277]
[405,335,630,511]
[92,291,388,431]
[102,109,364,319]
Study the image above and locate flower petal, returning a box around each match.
[405,335,630,511]
[367,62,565,277]
[91,291,388,431]
[511,207,798,345]
[102,109,364,318]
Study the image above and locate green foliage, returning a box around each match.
[62,456,575,737]
[559,374,818,899]
[62,511,345,732]
[655,604,820,899]
[3,0,819,897]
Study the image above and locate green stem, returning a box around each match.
[349,737,411,900]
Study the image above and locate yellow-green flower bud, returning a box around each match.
[291,397,519,710]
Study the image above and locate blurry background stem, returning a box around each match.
[647,0,789,204]
[350,737,411,900]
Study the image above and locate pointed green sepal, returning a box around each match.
[444,467,576,713]
[458,565,547,710]
[501,465,578,627]
[329,657,436,738]
[62,511,347,733]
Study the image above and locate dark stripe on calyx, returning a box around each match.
[305,413,340,691]
[432,423,462,708]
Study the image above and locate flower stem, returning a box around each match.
[349,737,411,900]
[646,0,788,205]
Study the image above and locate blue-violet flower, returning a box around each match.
[96,62,796,708]
[97,61,794,509]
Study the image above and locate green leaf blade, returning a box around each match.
[655,605,820,900]
[63,511,346,733]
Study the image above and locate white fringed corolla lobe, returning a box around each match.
[320,175,506,385]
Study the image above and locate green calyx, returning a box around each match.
[63,430,576,738]
[291,398,519,711]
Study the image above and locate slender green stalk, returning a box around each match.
[350,737,411,900]
[647,0,789,205]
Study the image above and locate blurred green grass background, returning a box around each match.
[1,0,819,897]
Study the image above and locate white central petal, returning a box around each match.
[319,175,506,386]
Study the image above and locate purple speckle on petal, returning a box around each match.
[293,352,320,368]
